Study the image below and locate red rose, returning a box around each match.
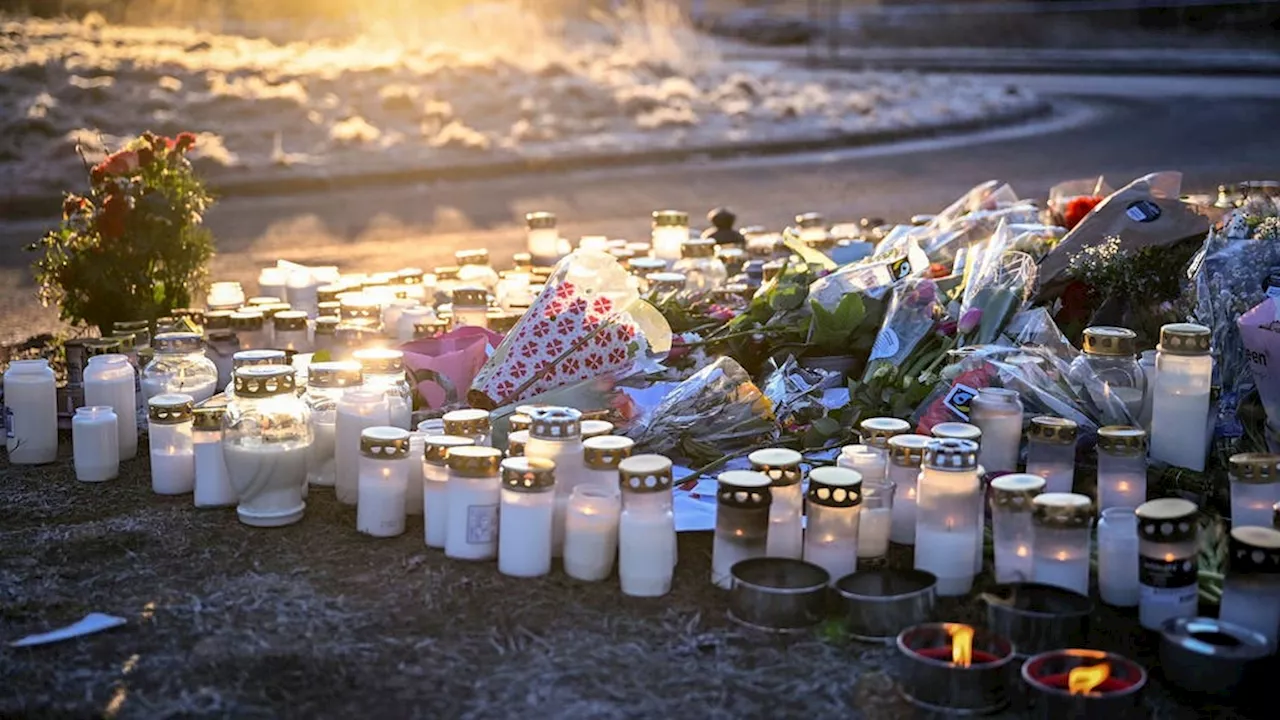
[100,150,140,177]
[97,193,127,239]
[174,132,197,152]
[1055,279,1094,328]
[1062,196,1103,231]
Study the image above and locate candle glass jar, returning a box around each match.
[357,427,411,538]
[507,430,528,457]
[651,210,689,263]
[1068,326,1145,424]
[3,358,58,465]
[1136,498,1199,630]
[748,447,804,560]
[1097,507,1140,607]
[313,317,339,355]
[583,435,634,487]
[230,310,269,350]
[148,393,195,495]
[1230,453,1280,528]
[272,311,311,353]
[456,248,500,292]
[526,211,560,266]
[445,446,504,561]
[1218,526,1280,650]
[451,287,490,329]
[443,408,491,447]
[303,361,362,488]
[888,434,931,545]
[564,483,622,582]
[803,467,863,583]
[838,444,887,484]
[423,435,475,548]
[353,348,412,430]
[525,407,586,558]
[672,239,727,294]
[1030,492,1093,595]
[1150,323,1213,472]
[858,479,895,562]
[969,388,1024,475]
[142,332,219,403]
[499,457,557,577]
[645,272,686,301]
[72,405,119,482]
[618,454,677,597]
[711,470,773,589]
[223,366,312,527]
[989,473,1044,584]
[1025,416,1078,494]
[1096,426,1148,512]
[915,439,983,596]
[193,401,235,508]
[83,352,138,461]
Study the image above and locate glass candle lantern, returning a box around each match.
[72,405,119,483]
[1218,526,1280,651]
[1229,453,1280,528]
[499,457,557,578]
[423,435,475,548]
[748,447,804,560]
[222,366,312,527]
[914,439,983,597]
[230,310,269,350]
[357,427,411,538]
[445,446,504,561]
[148,393,195,495]
[272,311,311,353]
[443,408,491,447]
[1068,326,1145,424]
[451,287,489,329]
[860,417,912,467]
[583,435,634,487]
[1030,492,1093,595]
[303,361,362,488]
[858,479,895,562]
[1136,498,1199,631]
[617,454,677,597]
[1096,426,1148,512]
[507,430,528,457]
[352,348,412,430]
[193,402,235,508]
[969,388,1024,475]
[803,466,863,583]
[206,280,246,311]
[526,211,560,265]
[1150,323,1213,472]
[989,473,1044,583]
[334,389,390,505]
[838,444,887,485]
[672,239,727,294]
[888,434,932,545]
[83,352,138,461]
[142,332,218,403]
[1097,507,1140,607]
[564,483,622,582]
[1025,416,1077,494]
[651,210,689,263]
[712,470,773,589]
[580,420,614,441]
[3,358,58,465]
[525,407,586,558]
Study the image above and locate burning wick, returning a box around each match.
[947,624,975,668]
[1068,663,1111,695]
[1015,545,1029,558]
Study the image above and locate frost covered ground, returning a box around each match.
[0,10,1038,198]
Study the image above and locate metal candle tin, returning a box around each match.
[834,568,937,643]
[727,557,829,633]
[1021,649,1147,720]
[981,582,1092,658]
[896,623,1015,715]
[1158,617,1270,697]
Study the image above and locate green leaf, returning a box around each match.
[812,416,842,437]
[808,293,865,353]
[770,284,805,312]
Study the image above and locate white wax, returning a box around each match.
[4,361,58,465]
[1231,481,1280,529]
[619,508,676,597]
[528,227,561,263]
[1150,390,1211,472]
[306,417,337,487]
[1098,473,1146,513]
[406,435,425,516]
[335,398,390,505]
[564,502,621,582]
[1098,538,1140,607]
[652,226,686,262]
[804,537,856,584]
[423,463,450,548]
[993,541,1033,584]
[194,434,236,507]
[83,358,138,460]
[888,466,919,545]
[1032,554,1090,595]
[767,483,804,560]
[72,409,119,482]
[973,414,1021,475]
[223,443,309,527]
[914,526,978,596]
[525,435,586,558]
[445,475,500,561]
[1027,459,1074,495]
[150,447,195,495]
[712,535,767,589]
[857,508,892,558]
[357,464,408,538]
[499,490,554,577]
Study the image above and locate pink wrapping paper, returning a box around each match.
[400,326,503,410]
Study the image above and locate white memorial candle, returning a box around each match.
[303,361,362,488]
[1030,493,1092,596]
[969,388,1023,475]
[72,405,119,482]
[712,470,773,588]
[651,210,689,263]
[839,444,887,484]
[749,448,804,560]
[3,358,58,465]
[914,439,982,596]
[353,349,412,431]
[526,211,560,265]
[618,454,677,597]
[193,403,236,507]
[334,390,390,505]
[357,427,411,538]
[564,484,622,582]
[1229,453,1280,529]
[1150,323,1213,472]
[858,481,894,560]
[1024,416,1078,494]
[887,434,931,545]
[148,394,195,494]
[83,353,139,461]
[445,446,504,561]
[1218,526,1280,651]
[989,473,1043,584]
[206,281,246,310]
[859,417,911,470]
[1136,498,1199,630]
[1097,507,1140,607]
[524,407,586,558]
[406,432,426,516]
[803,467,862,583]
[422,435,475,548]
[442,408,492,448]
[1096,426,1148,512]
[499,457,557,578]
[258,267,287,302]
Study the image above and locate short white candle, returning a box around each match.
[858,506,892,559]
[564,484,621,582]
[334,390,390,505]
[1229,454,1280,529]
[445,446,504,561]
[148,394,195,495]
[989,473,1044,584]
[618,454,677,597]
[83,353,139,461]
[4,359,59,465]
[222,443,309,527]
[886,434,931,545]
[1097,507,1140,607]
[1097,426,1148,513]
[969,388,1023,475]
[499,457,557,578]
[356,427,411,538]
[1030,492,1093,596]
[422,435,475,548]
[526,211,560,264]
[72,406,119,482]
[803,467,862,583]
[193,406,236,507]
[748,448,804,560]
[651,211,689,263]
[1025,417,1078,494]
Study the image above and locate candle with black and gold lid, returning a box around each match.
[989,473,1044,583]
[1136,498,1199,630]
[1025,416,1078,494]
[749,447,804,560]
[711,470,773,589]
[1030,492,1092,595]
[802,466,863,584]
[1218,526,1280,650]
[1097,426,1148,512]
[1229,453,1280,529]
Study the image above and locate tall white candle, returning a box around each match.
[618,454,677,597]
[1097,507,1140,607]
[1030,493,1093,596]
[914,439,982,596]
[83,353,138,460]
[3,359,58,465]
[1229,453,1280,529]
[148,394,195,495]
[193,404,236,507]
[803,467,862,583]
[445,446,504,561]
[353,349,412,431]
[969,388,1023,475]
[1096,426,1148,512]
[712,470,773,589]
[858,481,894,559]
[1149,323,1213,472]
[357,427,411,538]
[422,435,475,548]
[1025,416,1078,494]
[651,211,689,263]
[1137,498,1199,630]
[499,457,557,578]
[887,434,930,545]
[72,406,119,482]
[989,473,1043,584]
[564,484,622,581]
[524,407,585,558]
[334,390,390,505]
[748,448,804,560]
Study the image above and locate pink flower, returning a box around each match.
[99,150,140,177]
[958,308,983,335]
[707,304,735,322]
[939,320,958,337]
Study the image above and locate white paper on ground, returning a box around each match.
[674,491,717,532]
[10,613,126,648]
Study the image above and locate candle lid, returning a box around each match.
[414,319,450,338]
[652,210,688,227]
[272,310,308,332]
[455,248,490,266]
[360,426,411,459]
[316,301,342,317]
[1135,498,1198,542]
[748,448,804,487]
[618,454,673,493]
[581,420,615,440]
[192,401,227,431]
[1229,526,1280,574]
[501,457,556,493]
[1032,492,1092,528]
[512,252,533,270]
[507,430,529,457]
[1028,416,1078,445]
[314,316,340,335]
[1229,453,1280,484]
[397,268,424,285]
[716,470,773,510]
[308,361,362,389]
[446,445,503,477]
[258,303,292,319]
[795,211,825,229]
[860,417,911,448]
[628,257,667,274]
[234,365,297,397]
[247,296,280,306]
[233,349,287,369]
[681,239,716,258]
[584,435,634,470]
[341,300,380,322]
[148,393,195,424]
[486,310,520,334]
[84,337,124,356]
[229,310,264,331]
[152,331,202,355]
[646,272,687,292]
[990,473,1045,511]
[443,408,491,437]
[1158,322,1211,356]
[508,413,532,433]
[922,438,979,471]
[453,287,488,308]
[526,211,556,230]
[316,284,347,304]
[888,434,932,467]
[807,466,863,508]
[424,434,476,465]
[434,265,460,281]
[1081,326,1137,357]
[108,332,136,350]
[530,406,582,441]
[1097,426,1147,455]
[353,348,404,375]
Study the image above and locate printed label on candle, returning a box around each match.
[942,383,978,421]
[466,504,498,544]
[1139,556,1196,588]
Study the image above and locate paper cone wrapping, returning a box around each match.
[468,250,671,408]
[400,326,502,410]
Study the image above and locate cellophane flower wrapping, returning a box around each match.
[630,356,778,464]
[862,278,944,382]
[882,180,1038,263]
[958,221,1038,346]
[761,355,847,430]
[1238,297,1280,451]
[468,250,672,409]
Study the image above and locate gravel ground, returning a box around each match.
[0,437,1264,719]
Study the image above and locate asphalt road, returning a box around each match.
[2,73,1278,342]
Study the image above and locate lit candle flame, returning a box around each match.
[907,488,917,500]
[1016,545,1029,558]
[1055,551,1069,562]
[946,623,974,668]
[1116,481,1130,492]
[1068,663,1110,695]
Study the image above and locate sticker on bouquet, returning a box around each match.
[942,383,979,421]
[868,328,901,362]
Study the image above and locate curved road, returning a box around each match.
[2,73,1278,340]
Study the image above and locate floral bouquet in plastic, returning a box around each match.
[957,221,1038,346]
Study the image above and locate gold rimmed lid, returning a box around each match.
[424,434,475,465]
[530,406,582,441]
[1032,492,1093,528]
[108,332,136,350]
[229,310,264,330]
[923,438,979,472]
[443,408,491,437]
[628,257,667,274]
[84,337,124,356]
[486,310,520,334]
[1229,526,1280,574]
[1229,453,1280,484]
[446,445,503,477]
[583,435,634,470]
[233,365,297,397]
[1082,326,1137,357]
[747,447,803,487]
[153,332,202,354]
[681,239,716,258]
[807,466,863,508]
[501,457,556,493]
[1158,322,1211,356]
[508,413,532,433]
[272,310,308,332]
[990,473,1046,511]
[860,417,911,448]
[512,253,533,270]
[316,284,347,304]
[931,422,982,442]
[148,393,195,424]
[506,430,529,457]
[360,426,410,459]
[580,420,615,440]
[452,286,488,308]
[246,296,279,307]
[1135,498,1198,542]
[353,348,404,375]
[716,470,772,509]
[414,319,450,338]
[192,398,227,432]
[888,434,932,467]
[1097,425,1147,455]
[308,361,362,389]
[455,248,490,266]
[652,210,688,227]
[203,310,233,331]
[618,454,673,493]
[233,349,286,369]
[1028,416,1078,445]
[526,211,556,230]
[314,316,340,334]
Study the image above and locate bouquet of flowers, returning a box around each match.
[957,222,1038,346]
